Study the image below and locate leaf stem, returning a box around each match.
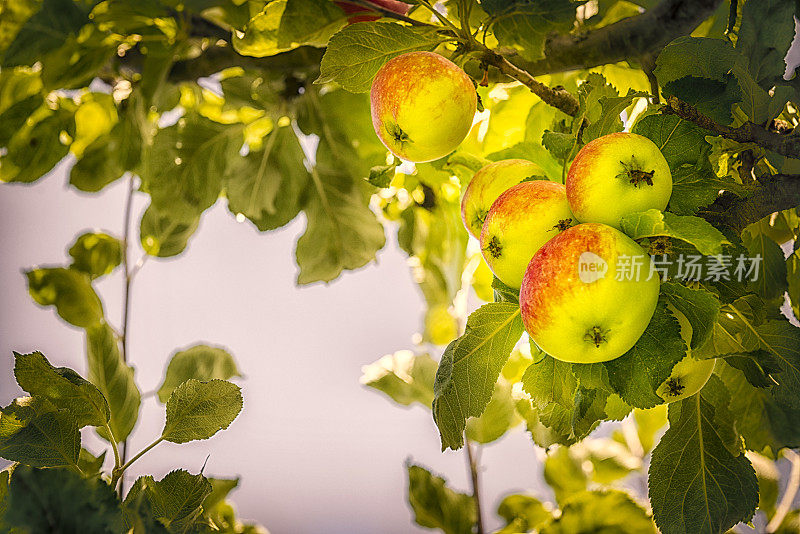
[418,0,462,36]
[767,449,800,532]
[112,436,165,488]
[465,437,485,534]
[104,422,122,471]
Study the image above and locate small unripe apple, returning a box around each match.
[566,132,672,228]
[480,180,574,289]
[656,306,715,403]
[370,52,477,163]
[461,159,545,239]
[520,223,660,363]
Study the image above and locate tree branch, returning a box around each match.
[464,438,484,534]
[663,96,800,159]
[512,0,724,77]
[479,47,579,116]
[699,173,800,233]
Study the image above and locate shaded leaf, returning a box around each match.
[68,232,122,279]
[26,267,104,328]
[14,351,109,427]
[407,463,476,534]
[660,282,721,349]
[157,345,241,404]
[0,397,79,468]
[139,203,201,258]
[619,210,730,256]
[86,324,140,442]
[360,350,437,407]
[541,490,656,534]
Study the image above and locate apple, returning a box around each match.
[520,222,660,363]
[335,0,411,23]
[370,52,477,163]
[461,159,546,239]
[480,180,574,289]
[656,306,715,403]
[566,132,672,228]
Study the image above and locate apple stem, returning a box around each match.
[584,326,608,347]
[483,235,503,259]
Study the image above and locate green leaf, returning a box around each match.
[741,225,788,301]
[161,379,243,443]
[735,0,795,88]
[225,124,310,231]
[522,353,577,409]
[716,360,800,451]
[157,345,241,404]
[0,0,40,57]
[631,113,709,170]
[541,490,657,534]
[748,451,779,520]
[233,0,345,57]
[139,113,242,218]
[693,295,764,358]
[317,22,447,93]
[1,0,87,67]
[496,494,552,534]
[360,350,437,407]
[575,437,642,484]
[406,463,476,534]
[582,89,649,144]
[0,466,10,528]
[0,66,43,146]
[0,397,80,468]
[68,232,122,279]
[295,167,386,284]
[367,161,396,188]
[619,209,730,256]
[465,379,517,444]
[432,302,524,450]
[648,376,758,534]
[633,405,668,454]
[86,324,140,442]
[604,300,686,409]
[0,101,74,183]
[202,477,239,514]
[69,111,141,192]
[654,36,739,87]
[789,245,800,321]
[543,446,587,505]
[483,0,578,61]
[751,321,800,410]
[26,267,104,328]
[660,282,721,349]
[78,447,106,476]
[125,470,211,532]
[14,351,110,427]
[669,159,745,216]
[139,203,200,258]
[5,466,122,533]
[662,75,740,125]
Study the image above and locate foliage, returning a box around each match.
[2,0,800,532]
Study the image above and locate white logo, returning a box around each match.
[578,252,608,283]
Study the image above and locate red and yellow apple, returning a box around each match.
[480,180,574,289]
[520,223,660,363]
[335,0,411,23]
[461,159,545,239]
[566,132,672,228]
[656,306,715,403]
[370,52,477,163]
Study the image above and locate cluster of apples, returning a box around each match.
[370,52,714,403]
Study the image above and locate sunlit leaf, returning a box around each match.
[157,345,241,404]
[161,379,243,443]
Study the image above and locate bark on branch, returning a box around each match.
[699,174,800,233]
[513,0,725,77]
[664,96,800,159]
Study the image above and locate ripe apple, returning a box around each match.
[480,180,574,289]
[520,222,660,363]
[566,132,672,228]
[334,0,411,23]
[656,306,715,403]
[370,52,477,163]
[461,159,545,239]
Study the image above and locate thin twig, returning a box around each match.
[478,47,579,116]
[767,449,800,532]
[465,437,485,534]
[663,96,800,159]
[118,173,136,494]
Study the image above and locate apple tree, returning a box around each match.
[1,0,800,532]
